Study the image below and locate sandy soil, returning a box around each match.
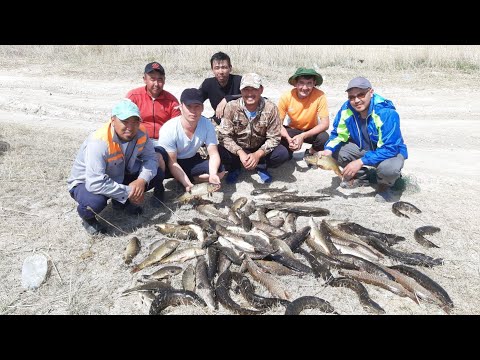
[1,68,479,315]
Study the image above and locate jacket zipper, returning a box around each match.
[152,98,156,140]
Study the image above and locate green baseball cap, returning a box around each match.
[288,67,323,86]
[112,99,142,121]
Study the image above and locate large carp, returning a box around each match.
[175,183,221,204]
[123,237,141,265]
[304,154,342,177]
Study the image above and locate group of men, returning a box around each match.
[67,52,408,235]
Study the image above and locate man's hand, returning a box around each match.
[244,151,262,170]
[215,98,227,119]
[342,159,363,180]
[317,150,333,158]
[209,174,221,185]
[291,134,305,151]
[238,150,249,168]
[185,181,195,193]
[128,178,147,205]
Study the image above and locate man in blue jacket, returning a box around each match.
[318,77,408,202]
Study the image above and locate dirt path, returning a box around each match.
[1,70,479,315]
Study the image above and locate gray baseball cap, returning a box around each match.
[346,77,372,91]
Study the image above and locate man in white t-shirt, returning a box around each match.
[156,88,225,192]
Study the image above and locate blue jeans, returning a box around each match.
[69,170,164,220]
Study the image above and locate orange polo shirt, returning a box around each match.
[126,86,181,140]
[278,87,329,131]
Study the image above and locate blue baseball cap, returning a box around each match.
[112,99,142,121]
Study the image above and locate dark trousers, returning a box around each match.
[333,142,405,186]
[155,146,225,181]
[69,170,164,221]
[217,144,289,172]
[281,127,329,159]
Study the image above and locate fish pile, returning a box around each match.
[120,189,451,315]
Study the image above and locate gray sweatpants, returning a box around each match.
[333,142,405,186]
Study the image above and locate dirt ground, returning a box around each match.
[1,66,479,315]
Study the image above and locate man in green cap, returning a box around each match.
[278,67,330,160]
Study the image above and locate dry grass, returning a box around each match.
[1,46,480,315]
[1,45,480,82]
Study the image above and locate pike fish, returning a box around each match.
[159,247,206,264]
[392,201,422,219]
[142,266,183,281]
[256,193,331,202]
[250,186,296,196]
[195,256,217,310]
[414,226,441,248]
[244,255,291,300]
[338,221,406,246]
[304,154,342,177]
[389,264,453,313]
[329,277,385,314]
[262,203,330,217]
[215,269,265,315]
[149,289,207,315]
[284,296,337,315]
[230,271,290,309]
[175,182,221,204]
[155,223,198,240]
[122,281,172,296]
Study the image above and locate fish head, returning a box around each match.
[207,183,221,193]
[304,154,319,166]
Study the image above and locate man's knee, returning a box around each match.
[269,145,290,167]
[77,197,107,219]
[156,153,166,172]
[376,163,402,186]
[312,132,329,151]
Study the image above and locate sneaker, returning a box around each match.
[82,218,107,235]
[391,175,407,191]
[150,186,165,208]
[257,168,272,184]
[366,168,378,184]
[111,199,126,211]
[340,178,370,189]
[375,184,395,203]
[226,169,241,184]
[304,148,314,168]
[125,202,143,215]
[112,199,143,214]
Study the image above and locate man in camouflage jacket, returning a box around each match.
[217,73,289,184]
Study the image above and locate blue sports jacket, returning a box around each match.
[325,93,408,166]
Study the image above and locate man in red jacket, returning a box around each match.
[126,62,180,142]
[126,62,181,206]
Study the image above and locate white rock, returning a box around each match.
[21,254,48,290]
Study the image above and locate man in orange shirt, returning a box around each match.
[126,62,181,205]
[278,68,330,160]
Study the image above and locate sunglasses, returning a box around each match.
[348,89,371,101]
